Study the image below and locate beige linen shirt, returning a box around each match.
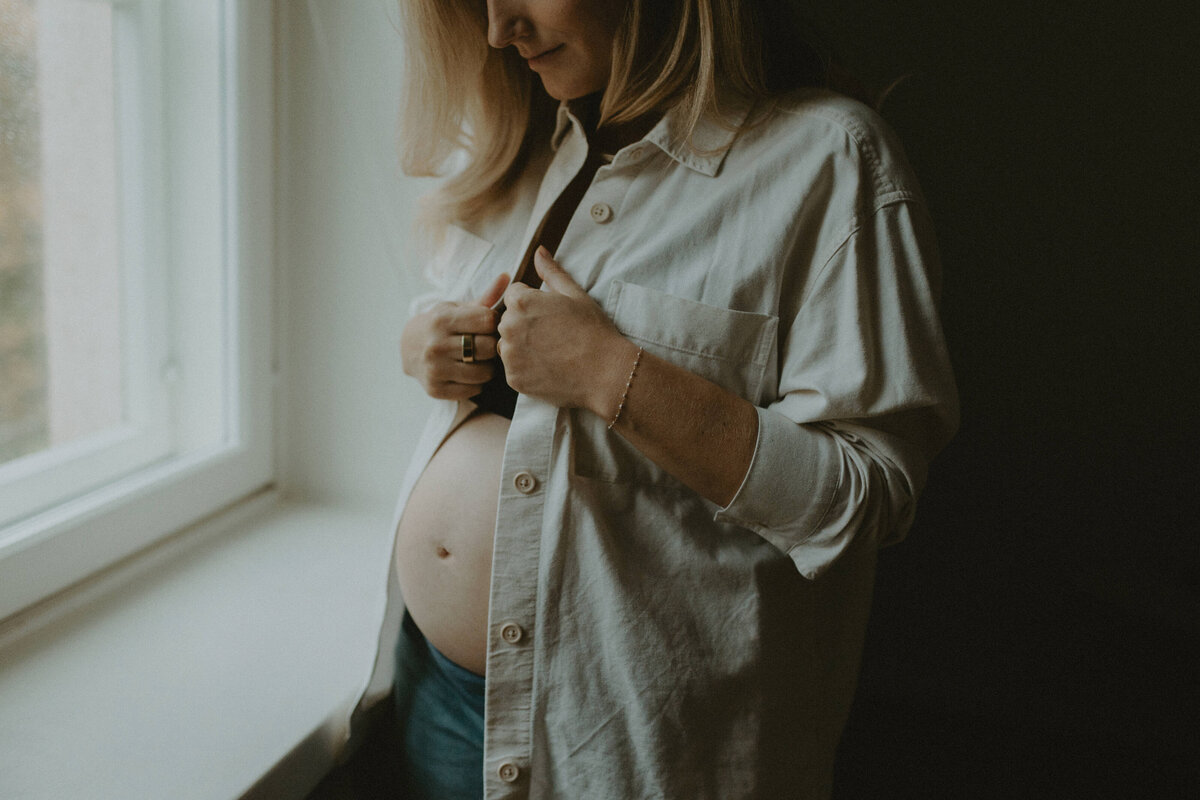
[354,90,958,799]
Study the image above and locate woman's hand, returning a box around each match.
[498,247,632,414]
[501,247,757,506]
[401,273,510,401]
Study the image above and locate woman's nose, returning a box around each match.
[486,0,525,49]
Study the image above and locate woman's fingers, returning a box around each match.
[438,303,499,335]
[420,333,498,394]
[431,274,507,335]
[441,361,496,385]
[473,333,498,362]
[532,246,589,300]
[447,332,498,363]
[501,280,540,313]
[408,275,512,400]
[424,360,495,396]
[475,272,511,308]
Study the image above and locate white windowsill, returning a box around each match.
[0,495,394,800]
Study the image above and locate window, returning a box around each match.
[0,0,273,620]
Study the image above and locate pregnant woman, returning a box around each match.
[348,1,959,798]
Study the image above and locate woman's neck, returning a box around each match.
[570,93,659,157]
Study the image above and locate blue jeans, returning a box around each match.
[393,612,486,800]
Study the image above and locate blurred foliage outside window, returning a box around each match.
[0,0,48,465]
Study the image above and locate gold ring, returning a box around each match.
[461,333,475,363]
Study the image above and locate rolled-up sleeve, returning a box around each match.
[715,199,958,578]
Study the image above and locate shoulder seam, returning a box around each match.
[797,197,927,310]
[776,95,909,199]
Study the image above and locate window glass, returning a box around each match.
[0,0,274,622]
[0,0,122,468]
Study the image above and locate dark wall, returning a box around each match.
[813,3,1199,797]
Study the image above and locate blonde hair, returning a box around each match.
[399,0,857,229]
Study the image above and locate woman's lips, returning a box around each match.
[527,44,563,68]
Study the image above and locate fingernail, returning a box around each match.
[536,245,550,261]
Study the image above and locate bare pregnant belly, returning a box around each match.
[394,409,509,676]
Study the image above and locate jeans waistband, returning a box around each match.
[401,611,486,698]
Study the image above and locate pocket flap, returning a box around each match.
[607,281,776,402]
[572,282,778,486]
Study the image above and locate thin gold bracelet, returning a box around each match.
[608,346,644,430]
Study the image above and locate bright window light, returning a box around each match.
[0,0,274,620]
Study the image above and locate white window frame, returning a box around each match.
[0,0,274,622]
[0,0,174,537]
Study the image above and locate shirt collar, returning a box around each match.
[551,103,575,150]
[551,94,754,177]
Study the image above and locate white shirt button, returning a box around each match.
[589,202,613,224]
[513,471,537,494]
[498,762,520,783]
[500,622,524,644]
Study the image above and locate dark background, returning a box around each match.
[814,2,1199,797]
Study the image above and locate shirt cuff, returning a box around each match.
[713,406,849,580]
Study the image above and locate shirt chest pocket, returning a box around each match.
[570,280,778,487]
